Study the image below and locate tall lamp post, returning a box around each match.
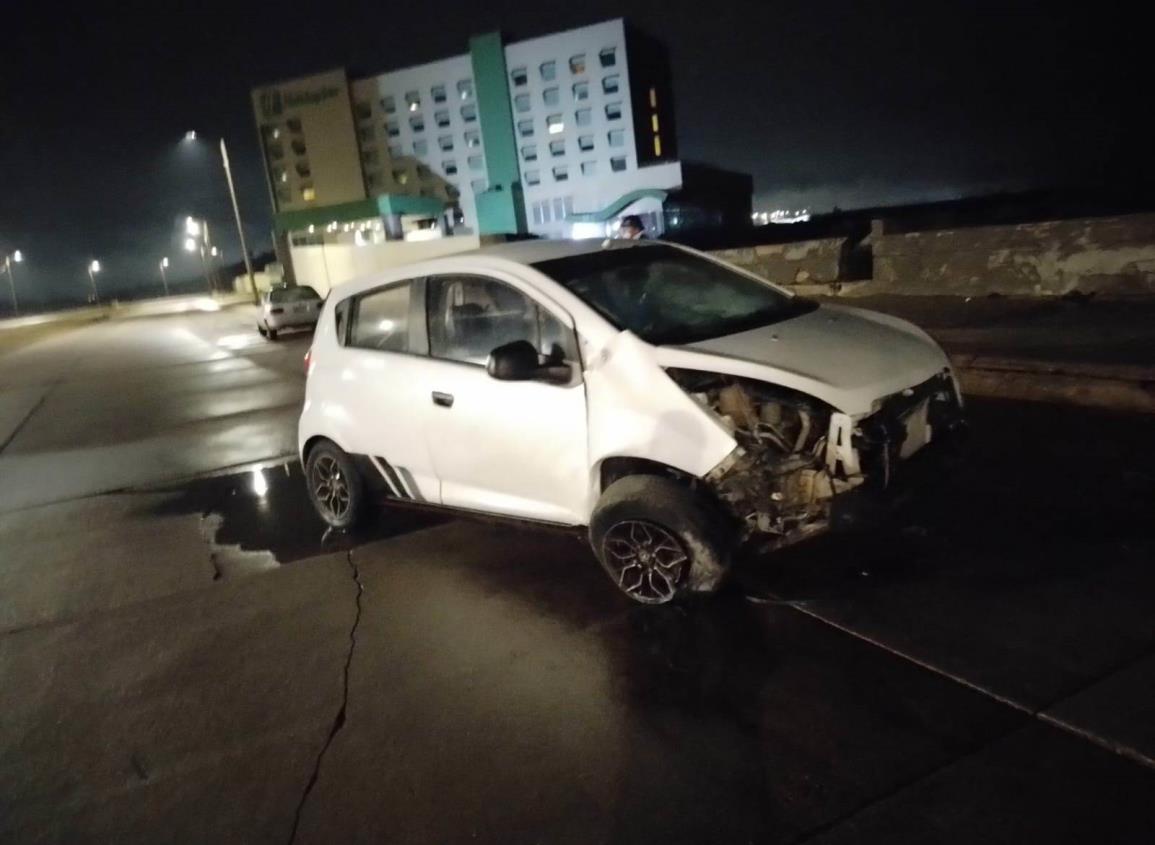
[183,132,259,304]
[159,257,170,296]
[2,249,22,314]
[87,260,102,304]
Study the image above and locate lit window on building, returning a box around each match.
[649,88,657,108]
[522,145,538,162]
[514,94,531,113]
[471,178,487,193]
[581,160,596,176]
[272,165,287,182]
[540,61,557,81]
[651,114,660,132]
[573,81,589,101]
[382,95,396,114]
[569,54,586,75]
[547,114,564,134]
[607,129,625,147]
[444,160,458,175]
[393,168,410,185]
[543,87,560,106]
[439,135,454,151]
[431,84,447,103]
[301,185,316,201]
[610,156,627,172]
[458,79,474,100]
[605,102,623,120]
[549,139,565,157]
[599,47,617,68]
[465,130,481,148]
[291,138,307,156]
[603,75,620,94]
[287,117,303,133]
[385,120,400,137]
[575,108,592,127]
[511,67,528,87]
[468,155,484,171]
[410,115,425,133]
[405,91,421,111]
[461,103,477,122]
[518,120,534,138]
[653,135,662,156]
[435,110,450,127]
[525,170,541,186]
[578,134,595,151]
[414,139,429,155]
[553,165,569,182]
[354,101,372,120]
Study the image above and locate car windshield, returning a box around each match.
[533,244,815,345]
[269,286,320,304]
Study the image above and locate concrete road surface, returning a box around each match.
[1,305,1154,844]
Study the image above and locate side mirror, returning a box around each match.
[487,340,572,384]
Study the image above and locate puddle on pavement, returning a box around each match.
[149,462,444,572]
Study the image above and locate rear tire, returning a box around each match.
[590,475,732,604]
[305,441,366,530]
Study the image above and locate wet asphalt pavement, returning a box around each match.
[2,307,1154,843]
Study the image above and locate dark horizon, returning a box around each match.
[2,0,1149,306]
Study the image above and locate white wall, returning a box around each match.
[290,236,482,296]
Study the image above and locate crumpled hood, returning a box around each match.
[658,303,951,416]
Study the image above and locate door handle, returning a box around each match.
[432,391,454,408]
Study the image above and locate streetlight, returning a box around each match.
[2,249,22,314]
[87,260,102,304]
[181,133,259,304]
[159,257,170,296]
[184,215,214,293]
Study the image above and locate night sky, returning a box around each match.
[2,1,1147,306]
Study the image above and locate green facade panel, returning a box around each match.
[468,32,526,235]
[274,193,447,232]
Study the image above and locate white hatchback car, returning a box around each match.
[300,239,965,603]
[258,285,322,339]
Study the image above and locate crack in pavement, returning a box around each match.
[287,550,364,844]
[0,382,55,455]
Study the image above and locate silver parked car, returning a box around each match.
[258,285,322,340]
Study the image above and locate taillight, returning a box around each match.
[303,348,313,376]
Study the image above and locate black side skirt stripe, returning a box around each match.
[370,455,410,499]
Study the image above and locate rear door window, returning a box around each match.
[348,282,412,353]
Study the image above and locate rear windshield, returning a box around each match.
[533,244,815,345]
[269,286,320,304]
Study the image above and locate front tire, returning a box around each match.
[590,475,732,604]
[305,441,366,530]
[266,326,279,341]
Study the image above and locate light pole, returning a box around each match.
[159,257,170,296]
[2,249,22,314]
[182,132,259,304]
[87,260,102,304]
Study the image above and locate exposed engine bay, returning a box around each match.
[666,367,963,548]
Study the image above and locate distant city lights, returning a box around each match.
[752,209,812,225]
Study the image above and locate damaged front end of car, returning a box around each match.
[666,367,965,550]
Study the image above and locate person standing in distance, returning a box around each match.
[617,214,648,239]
